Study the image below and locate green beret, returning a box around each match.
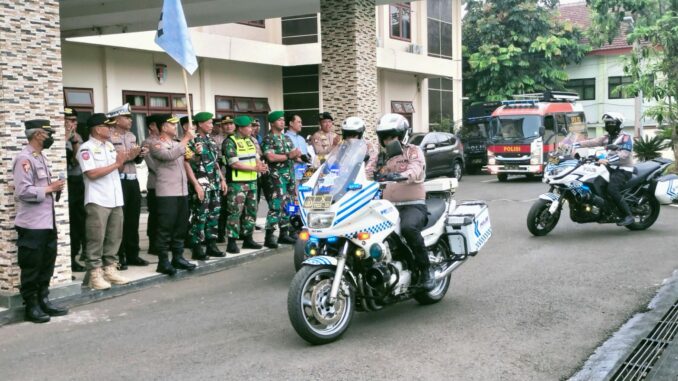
[193,112,214,123]
[268,110,284,123]
[234,115,252,128]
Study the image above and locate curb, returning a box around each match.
[0,246,281,327]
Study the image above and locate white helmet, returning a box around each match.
[602,112,625,135]
[376,113,410,147]
[341,116,366,139]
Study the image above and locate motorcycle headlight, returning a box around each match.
[307,212,335,229]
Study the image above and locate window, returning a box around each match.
[390,3,411,41]
[608,76,634,99]
[282,14,318,45]
[238,20,265,28]
[428,77,454,131]
[215,95,270,140]
[392,101,415,128]
[64,87,95,139]
[122,91,193,143]
[427,0,453,59]
[282,65,320,137]
[566,78,596,101]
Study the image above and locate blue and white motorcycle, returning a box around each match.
[287,139,492,344]
[527,134,677,236]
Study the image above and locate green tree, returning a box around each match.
[587,0,677,171]
[462,0,590,103]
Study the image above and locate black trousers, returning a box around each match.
[67,175,86,259]
[397,204,429,268]
[119,178,141,260]
[146,189,157,251]
[156,196,190,254]
[608,168,633,216]
[16,228,57,299]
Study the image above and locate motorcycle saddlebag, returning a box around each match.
[655,174,678,204]
[445,201,492,257]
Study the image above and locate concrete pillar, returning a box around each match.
[320,0,378,138]
[0,0,74,306]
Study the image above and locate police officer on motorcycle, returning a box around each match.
[577,112,635,226]
[375,113,434,290]
[340,117,379,180]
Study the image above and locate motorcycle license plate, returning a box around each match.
[303,195,332,210]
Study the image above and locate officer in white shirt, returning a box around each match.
[77,113,129,290]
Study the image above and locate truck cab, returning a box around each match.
[459,101,501,173]
[486,91,587,182]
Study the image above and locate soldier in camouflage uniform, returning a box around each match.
[217,115,235,243]
[261,110,301,248]
[184,112,228,259]
[222,115,269,253]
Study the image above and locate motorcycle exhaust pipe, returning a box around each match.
[434,260,465,281]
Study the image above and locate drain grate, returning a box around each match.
[611,300,678,380]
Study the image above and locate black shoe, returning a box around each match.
[24,296,50,323]
[617,215,635,226]
[419,268,436,291]
[71,260,85,272]
[277,230,296,245]
[118,254,128,271]
[206,241,226,257]
[264,230,279,249]
[191,244,208,260]
[127,256,149,266]
[171,256,196,271]
[156,257,177,276]
[242,236,263,250]
[38,289,68,317]
[226,238,240,254]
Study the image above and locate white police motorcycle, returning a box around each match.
[287,139,492,344]
[527,133,677,236]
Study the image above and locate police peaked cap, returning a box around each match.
[24,119,55,133]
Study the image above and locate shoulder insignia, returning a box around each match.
[81,151,91,160]
[22,160,31,173]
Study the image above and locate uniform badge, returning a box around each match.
[81,151,91,160]
[22,160,31,173]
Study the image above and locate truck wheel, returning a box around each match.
[497,173,508,182]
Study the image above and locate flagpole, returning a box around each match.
[182,69,194,134]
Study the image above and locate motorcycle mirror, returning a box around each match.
[385,139,404,160]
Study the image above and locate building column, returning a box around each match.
[320,0,378,138]
[0,0,74,306]
[452,0,463,126]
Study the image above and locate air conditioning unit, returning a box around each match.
[406,43,423,54]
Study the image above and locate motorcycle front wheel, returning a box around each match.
[287,266,355,345]
[527,199,561,236]
[293,239,306,272]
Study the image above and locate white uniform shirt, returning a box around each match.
[77,137,124,208]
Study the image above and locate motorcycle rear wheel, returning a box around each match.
[414,241,453,305]
[527,199,561,236]
[626,197,661,231]
[287,266,355,345]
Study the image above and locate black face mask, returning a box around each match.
[384,139,403,159]
[604,123,620,137]
[42,134,54,149]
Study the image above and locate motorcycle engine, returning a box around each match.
[365,261,411,296]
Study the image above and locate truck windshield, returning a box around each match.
[459,122,489,139]
[490,115,542,141]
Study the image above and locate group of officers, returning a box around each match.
[13,101,438,323]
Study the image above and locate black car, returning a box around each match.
[409,132,464,181]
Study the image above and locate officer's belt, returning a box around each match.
[120,173,137,180]
[392,200,426,206]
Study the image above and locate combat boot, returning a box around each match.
[117,253,128,271]
[103,265,130,285]
[38,287,68,316]
[277,229,297,245]
[242,235,263,250]
[226,238,240,254]
[206,240,226,257]
[264,229,279,249]
[171,250,196,271]
[191,243,208,260]
[418,266,435,291]
[88,268,111,290]
[156,253,177,276]
[24,294,50,323]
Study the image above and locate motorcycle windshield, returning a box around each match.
[312,139,368,203]
[555,132,580,157]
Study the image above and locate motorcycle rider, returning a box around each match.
[375,113,434,290]
[340,116,379,180]
[576,112,635,226]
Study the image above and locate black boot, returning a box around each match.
[24,294,50,323]
[264,229,279,249]
[118,253,128,270]
[277,229,297,245]
[616,201,635,226]
[242,235,263,250]
[191,243,208,260]
[38,287,68,316]
[227,238,240,254]
[206,240,226,257]
[171,250,196,271]
[419,266,435,291]
[156,253,177,276]
[127,255,149,266]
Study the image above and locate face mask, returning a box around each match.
[42,135,54,149]
[604,123,619,136]
[384,139,403,159]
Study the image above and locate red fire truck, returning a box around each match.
[486,91,587,181]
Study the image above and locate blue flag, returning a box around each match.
[154,0,198,75]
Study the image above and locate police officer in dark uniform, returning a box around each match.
[64,108,86,272]
[13,119,69,323]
